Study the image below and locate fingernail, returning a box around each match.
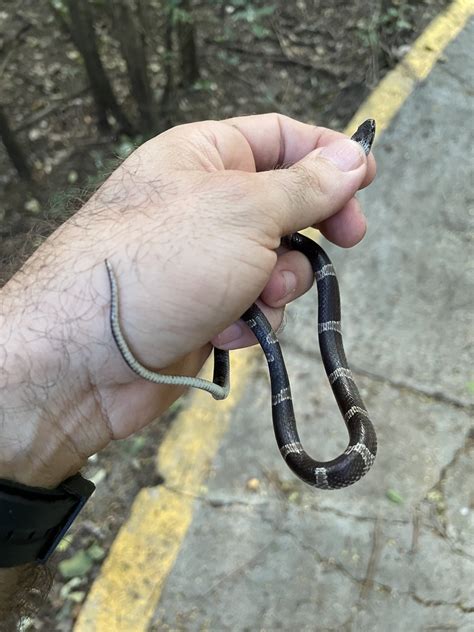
[319,139,365,172]
[281,270,297,299]
[215,322,243,346]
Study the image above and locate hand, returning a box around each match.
[0,113,375,487]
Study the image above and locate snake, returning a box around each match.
[104,119,377,490]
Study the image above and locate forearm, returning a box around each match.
[0,287,85,624]
[0,271,106,488]
[0,272,100,626]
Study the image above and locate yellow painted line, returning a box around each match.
[75,2,473,629]
[74,348,256,632]
[347,0,474,138]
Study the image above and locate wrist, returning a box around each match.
[0,384,89,489]
[0,390,91,490]
[0,287,107,489]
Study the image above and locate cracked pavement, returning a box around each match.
[149,21,474,632]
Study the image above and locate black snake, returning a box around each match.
[105,119,377,490]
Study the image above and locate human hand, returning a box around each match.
[1,113,375,487]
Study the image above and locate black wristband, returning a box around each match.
[0,473,95,568]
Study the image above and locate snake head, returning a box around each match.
[351,119,376,155]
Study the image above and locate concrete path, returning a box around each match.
[75,4,473,631]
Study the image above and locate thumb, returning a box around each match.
[256,138,369,236]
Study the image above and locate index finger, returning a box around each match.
[223,113,376,185]
[149,113,376,186]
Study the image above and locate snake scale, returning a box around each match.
[105,119,377,490]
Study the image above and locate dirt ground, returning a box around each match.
[0,1,450,630]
